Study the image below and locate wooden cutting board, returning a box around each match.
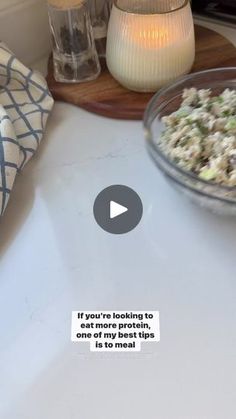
[47,25,236,120]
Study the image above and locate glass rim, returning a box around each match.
[113,0,189,15]
[143,67,236,193]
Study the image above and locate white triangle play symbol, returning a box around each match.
[110,201,128,219]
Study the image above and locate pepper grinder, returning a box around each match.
[47,0,101,83]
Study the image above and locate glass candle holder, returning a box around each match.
[47,0,101,83]
[106,0,195,92]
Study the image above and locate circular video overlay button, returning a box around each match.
[93,185,143,235]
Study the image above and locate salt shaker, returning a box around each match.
[47,0,101,83]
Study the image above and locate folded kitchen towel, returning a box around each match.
[0,43,54,216]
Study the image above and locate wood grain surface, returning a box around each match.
[47,25,236,120]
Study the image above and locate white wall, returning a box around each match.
[0,0,51,66]
[0,0,26,11]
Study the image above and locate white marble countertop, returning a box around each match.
[1,21,236,419]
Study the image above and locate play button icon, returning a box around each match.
[110,201,128,219]
[93,185,143,234]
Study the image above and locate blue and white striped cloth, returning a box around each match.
[0,43,54,216]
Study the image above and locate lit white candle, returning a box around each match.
[106,0,195,92]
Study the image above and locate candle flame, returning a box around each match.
[139,29,168,39]
[140,28,169,42]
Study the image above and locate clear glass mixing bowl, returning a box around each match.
[144,68,236,215]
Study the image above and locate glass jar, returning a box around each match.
[90,0,113,57]
[106,0,195,92]
[47,0,101,83]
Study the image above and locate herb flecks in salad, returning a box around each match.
[160,88,236,186]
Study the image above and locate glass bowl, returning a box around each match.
[143,67,236,216]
